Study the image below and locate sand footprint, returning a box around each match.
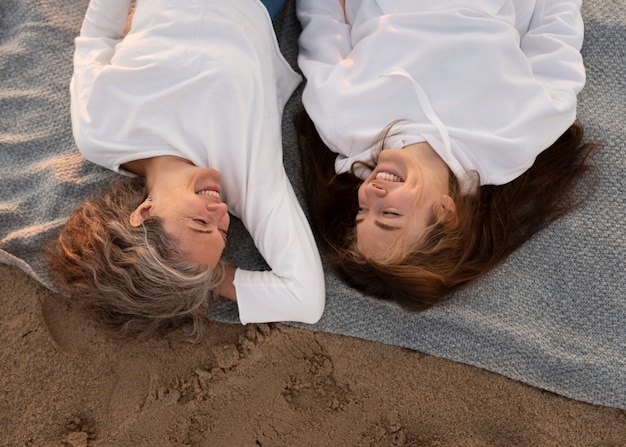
[40,293,98,355]
[103,359,156,433]
[278,331,352,413]
[359,411,409,447]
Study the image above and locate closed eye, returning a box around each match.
[219,228,228,243]
[383,211,401,217]
[188,217,212,234]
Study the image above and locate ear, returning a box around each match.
[129,200,152,227]
[437,194,458,227]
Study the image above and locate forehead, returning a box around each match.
[356,218,402,259]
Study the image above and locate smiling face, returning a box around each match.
[355,142,455,259]
[130,161,230,269]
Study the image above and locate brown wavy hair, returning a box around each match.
[45,177,225,341]
[294,109,598,311]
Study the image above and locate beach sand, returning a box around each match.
[1,263,624,446]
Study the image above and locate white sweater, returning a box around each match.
[71,0,325,324]
[297,0,585,187]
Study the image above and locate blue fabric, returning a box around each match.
[261,0,285,18]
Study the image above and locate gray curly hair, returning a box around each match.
[46,177,225,341]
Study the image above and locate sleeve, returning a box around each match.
[460,0,586,185]
[520,0,586,109]
[72,0,132,72]
[233,178,325,325]
[296,0,352,83]
[296,0,363,164]
[70,0,133,161]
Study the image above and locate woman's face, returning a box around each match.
[132,163,230,269]
[355,142,453,259]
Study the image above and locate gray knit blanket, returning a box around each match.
[1,0,624,409]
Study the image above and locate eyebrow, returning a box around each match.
[355,219,401,231]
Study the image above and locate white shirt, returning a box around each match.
[71,0,325,324]
[297,0,585,187]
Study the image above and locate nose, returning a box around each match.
[207,168,222,182]
[366,182,387,198]
[206,202,228,218]
[200,167,222,182]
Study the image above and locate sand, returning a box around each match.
[1,263,624,446]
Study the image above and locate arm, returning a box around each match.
[70,0,133,158]
[296,0,352,80]
[73,0,133,71]
[456,0,587,185]
[218,267,237,302]
[296,0,362,161]
[233,180,326,325]
[520,0,586,108]
[201,51,325,325]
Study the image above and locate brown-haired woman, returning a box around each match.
[294,0,597,311]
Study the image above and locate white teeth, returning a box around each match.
[197,189,220,197]
[375,171,403,182]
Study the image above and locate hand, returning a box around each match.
[218,266,237,302]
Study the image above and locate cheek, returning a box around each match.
[355,222,375,252]
[392,188,417,211]
[221,213,231,229]
[356,184,367,202]
[410,206,435,237]
[184,238,225,268]
[355,228,374,257]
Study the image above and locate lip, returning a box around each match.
[196,168,222,193]
[196,185,222,202]
[375,150,410,182]
[371,164,405,183]
[374,169,404,183]
[196,185,221,194]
